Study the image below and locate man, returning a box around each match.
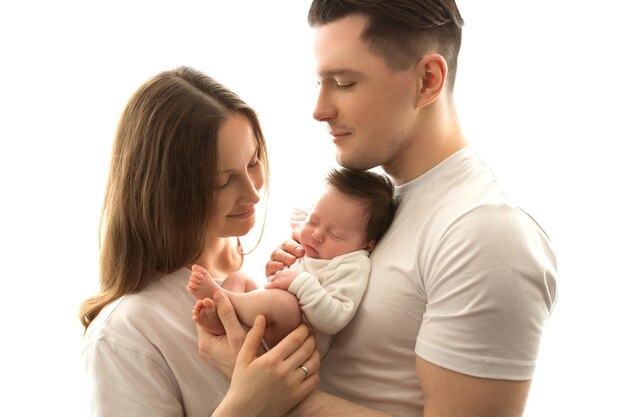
[200,1,558,416]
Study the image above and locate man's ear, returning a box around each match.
[415,54,447,108]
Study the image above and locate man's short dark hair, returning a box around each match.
[308,0,464,91]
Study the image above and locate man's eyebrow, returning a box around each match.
[318,69,363,78]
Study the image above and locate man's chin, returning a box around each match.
[336,154,376,171]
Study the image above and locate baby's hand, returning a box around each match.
[289,206,310,231]
[265,269,300,291]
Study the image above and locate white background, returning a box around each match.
[1,1,624,416]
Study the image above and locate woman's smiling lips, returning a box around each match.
[228,207,255,219]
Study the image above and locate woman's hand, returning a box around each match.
[212,315,321,417]
[196,291,248,377]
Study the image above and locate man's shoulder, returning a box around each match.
[451,203,550,240]
[441,203,556,270]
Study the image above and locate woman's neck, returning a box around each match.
[191,236,242,278]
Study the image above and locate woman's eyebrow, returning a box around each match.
[218,146,259,174]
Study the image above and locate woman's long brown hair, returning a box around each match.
[79,67,268,330]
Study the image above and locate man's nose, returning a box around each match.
[313,86,337,122]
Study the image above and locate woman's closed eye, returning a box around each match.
[217,176,231,189]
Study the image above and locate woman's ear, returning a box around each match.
[415,54,448,108]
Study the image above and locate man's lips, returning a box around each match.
[329,129,350,138]
[329,130,351,145]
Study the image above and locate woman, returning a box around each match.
[79,66,320,417]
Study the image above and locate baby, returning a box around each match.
[187,168,397,356]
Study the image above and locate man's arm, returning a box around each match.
[416,356,531,417]
[285,356,530,417]
[284,355,530,417]
[287,390,396,417]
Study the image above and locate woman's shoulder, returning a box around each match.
[82,293,154,350]
[83,268,194,353]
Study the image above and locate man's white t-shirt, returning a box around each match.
[319,147,558,417]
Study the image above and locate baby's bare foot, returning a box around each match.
[187,264,221,300]
[192,299,226,335]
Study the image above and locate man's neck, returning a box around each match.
[384,102,466,185]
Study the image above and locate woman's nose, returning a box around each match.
[241,174,261,204]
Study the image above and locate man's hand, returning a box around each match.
[265,238,305,278]
[265,206,309,277]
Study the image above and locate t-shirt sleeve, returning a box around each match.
[415,204,558,380]
[83,338,183,417]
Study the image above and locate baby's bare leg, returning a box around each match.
[227,289,302,348]
[221,271,259,293]
[192,289,302,346]
[188,266,259,299]
[188,267,264,336]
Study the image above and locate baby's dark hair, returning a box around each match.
[326,168,398,244]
